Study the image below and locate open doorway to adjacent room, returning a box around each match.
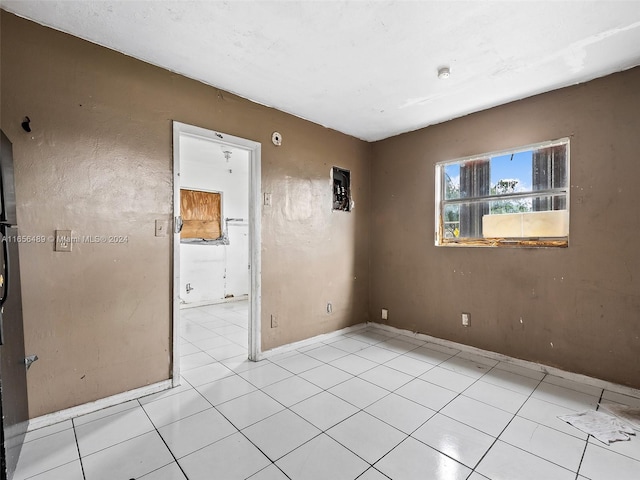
[172,122,261,386]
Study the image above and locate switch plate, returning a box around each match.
[462,313,470,327]
[381,308,388,320]
[264,193,272,206]
[55,230,73,252]
[271,314,278,328]
[155,219,169,237]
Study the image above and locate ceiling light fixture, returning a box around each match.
[437,66,451,79]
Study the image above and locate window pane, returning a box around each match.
[444,164,460,200]
[490,150,534,195]
[443,204,460,238]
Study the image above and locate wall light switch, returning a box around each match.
[155,219,169,237]
[55,230,73,252]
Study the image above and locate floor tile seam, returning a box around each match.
[268,352,324,375]
[327,358,380,377]
[407,427,488,471]
[584,437,640,464]
[71,401,142,429]
[18,458,81,480]
[371,434,470,477]
[540,379,605,399]
[351,349,402,364]
[535,380,603,402]
[373,342,424,357]
[239,424,325,465]
[494,437,584,475]
[143,381,231,429]
[236,372,296,391]
[529,391,600,412]
[72,422,87,480]
[574,437,591,480]
[355,466,391,480]
[354,367,420,393]
[271,433,370,478]
[475,375,539,397]
[179,357,220,372]
[22,425,75,445]
[455,370,549,416]
[457,391,525,416]
[76,428,165,466]
[137,401,191,480]
[188,370,261,408]
[321,425,406,470]
[470,372,547,472]
[248,463,292,480]
[514,411,588,442]
[436,362,491,381]
[401,351,451,367]
[431,411,502,444]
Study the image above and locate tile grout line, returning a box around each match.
[572,388,605,479]
[135,398,191,480]
[70,418,87,480]
[464,369,548,477]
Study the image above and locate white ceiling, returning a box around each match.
[4,1,640,142]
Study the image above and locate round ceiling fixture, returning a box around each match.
[437,66,451,79]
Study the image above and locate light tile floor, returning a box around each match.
[15,299,640,480]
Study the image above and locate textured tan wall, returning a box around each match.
[370,67,640,389]
[1,12,371,417]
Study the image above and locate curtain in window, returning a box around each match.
[532,146,566,211]
[460,159,490,237]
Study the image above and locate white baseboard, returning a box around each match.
[369,322,640,399]
[259,323,368,360]
[28,321,640,432]
[27,379,172,431]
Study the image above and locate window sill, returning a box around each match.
[438,238,568,248]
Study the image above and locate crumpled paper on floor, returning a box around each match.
[558,410,636,445]
[599,404,640,432]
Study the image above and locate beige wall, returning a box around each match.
[370,66,640,389]
[1,12,371,417]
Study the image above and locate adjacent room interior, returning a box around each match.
[1,2,639,480]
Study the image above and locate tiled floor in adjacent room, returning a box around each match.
[15,299,640,479]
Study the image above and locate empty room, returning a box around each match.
[1,2,639,480]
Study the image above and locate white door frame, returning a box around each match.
[172,121,262,385]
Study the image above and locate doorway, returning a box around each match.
[172,122,261,385]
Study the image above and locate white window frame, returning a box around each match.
[435,138,570,248]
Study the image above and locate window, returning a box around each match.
[436,139,569,247]
[180,189,222,242]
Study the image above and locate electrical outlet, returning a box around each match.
[264,192,272,206]
[381,308,388,320]
[462,313,470,327]
[271,314,278,328]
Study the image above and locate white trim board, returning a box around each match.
[26,380,172,432]
[369,322,640,400]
